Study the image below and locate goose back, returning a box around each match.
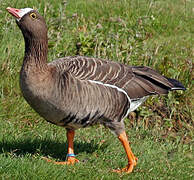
[49,56,181,100]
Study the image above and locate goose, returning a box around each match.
[6,7,186,173]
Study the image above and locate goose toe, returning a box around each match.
[42,156,79,165]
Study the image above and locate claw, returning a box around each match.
[54,156,79,165]
[113,156,138,173]
[42,156,79,165]
[113,164,135,173]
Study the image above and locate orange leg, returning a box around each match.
[43,129,79,165]
[113,131,138,173]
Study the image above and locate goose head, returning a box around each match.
[6,7,47,40]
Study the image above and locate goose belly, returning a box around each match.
[21,88,66,123]
[19,74,130,129]
[52,80,130,129]
[19,76,66,123]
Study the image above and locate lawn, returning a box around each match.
[0,0,193,179]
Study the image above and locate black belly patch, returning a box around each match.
[59,110,103,128]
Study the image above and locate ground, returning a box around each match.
[0,0,193,179]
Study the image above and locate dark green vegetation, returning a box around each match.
[0,0,193,179]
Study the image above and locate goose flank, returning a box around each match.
[6,7,186,173]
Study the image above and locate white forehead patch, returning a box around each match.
[17,8,34,21]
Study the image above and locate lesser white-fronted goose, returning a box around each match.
[7,7,186,173]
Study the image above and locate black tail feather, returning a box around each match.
[167,78,186,91]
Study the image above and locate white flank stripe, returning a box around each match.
[88,80,148,118]
[88,80,132,118]
[88,80,131,102]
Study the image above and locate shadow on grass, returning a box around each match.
[0,138,105,161]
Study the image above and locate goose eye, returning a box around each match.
[30,12,37,19]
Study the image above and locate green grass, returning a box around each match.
[0,119,193,179]
[0,0,193,179]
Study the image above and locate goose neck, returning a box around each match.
[23,38,48,70]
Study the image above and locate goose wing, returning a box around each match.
[49,56,180,100]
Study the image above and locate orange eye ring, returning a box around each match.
[30,12,37,19]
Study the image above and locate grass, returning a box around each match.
[0,119,193,179]
[0,0,193,179]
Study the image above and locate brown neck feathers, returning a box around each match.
[23,37,48,71]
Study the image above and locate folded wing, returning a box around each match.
[50,56,185,100]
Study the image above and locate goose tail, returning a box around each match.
[167,77,186,91]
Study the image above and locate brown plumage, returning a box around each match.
[7,7,186,173]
